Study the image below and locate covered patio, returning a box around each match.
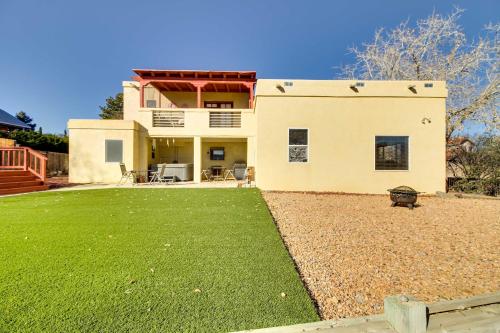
[143,135,254,185]
[132,69,257,109]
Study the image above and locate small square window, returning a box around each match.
[424,83,433,88]
[289,129,308,145]
[146,100,157,108]
[355,82,365,87]
[105,140,123,163]
[284,81,294,87]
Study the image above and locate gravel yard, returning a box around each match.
[263,192,500,320]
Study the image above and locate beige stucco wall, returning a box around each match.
[68,120,144,183]
[161,91,249,109]
[254,79,447,194]
[201,139,247,171]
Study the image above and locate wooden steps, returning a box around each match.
[0,171,48,195]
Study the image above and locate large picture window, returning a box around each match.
[105,140,123,163]
[375,136,408,170]
[288,129,308,162]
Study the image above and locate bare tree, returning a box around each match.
[339,8,499,139]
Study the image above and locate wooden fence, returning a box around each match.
[0,139,68,177]
[45,151,69,176]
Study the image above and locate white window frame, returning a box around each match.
[104,139,123,163]
[288,128,309,163]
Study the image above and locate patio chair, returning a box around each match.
[119,163,136,185]
[245,166,255,187]
[148,164,166,184]
[157,165,175,184]
[201,169,212,181]
[224,169,236,181]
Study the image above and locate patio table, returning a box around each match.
[211,166,224,181]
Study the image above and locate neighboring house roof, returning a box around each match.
[446,136,475,161]
[0,108,31,130]
[448,136,474,147]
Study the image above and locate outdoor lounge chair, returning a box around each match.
[156,164,176,184]
[119,163,136,185]
[149,164,167,184]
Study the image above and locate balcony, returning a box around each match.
[138,107,255,136]
[152,109,243,128]
[128,69,257,136]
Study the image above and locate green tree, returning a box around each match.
[450,135,500,196]
[15,111,36,130]
[99,93,123,119]
[38,127,43,134]
[7,130,68,153]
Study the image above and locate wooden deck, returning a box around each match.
[234,292,500,333]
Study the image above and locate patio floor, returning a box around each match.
[49,180,242,192]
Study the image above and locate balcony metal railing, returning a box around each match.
[152,110,185,127]
[209,111,242,128]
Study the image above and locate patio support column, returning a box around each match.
[244,83,255,109]
[193,136,202,183]
[191,82,207,108]
[139,82,145,108]
[247,137,256,167]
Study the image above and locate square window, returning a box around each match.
[105,140,123,163]
[289,129,308,145]
[146,100,157,108]
[375,136,408,170]
[289,146,308,162]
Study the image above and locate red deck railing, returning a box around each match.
[0,147,47,181]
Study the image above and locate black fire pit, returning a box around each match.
[387,186,421,209]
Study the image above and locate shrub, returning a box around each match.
[7,130,68,153]
[449,135,500,196]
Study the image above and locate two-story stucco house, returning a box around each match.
[68,69,447,194]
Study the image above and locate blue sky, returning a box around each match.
[0,0,498,133]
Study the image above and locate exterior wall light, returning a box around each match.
[408,85,417,93]
[275,84,285,93]
[350,82,364,92]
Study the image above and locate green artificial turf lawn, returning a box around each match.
[0,188,318,333]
